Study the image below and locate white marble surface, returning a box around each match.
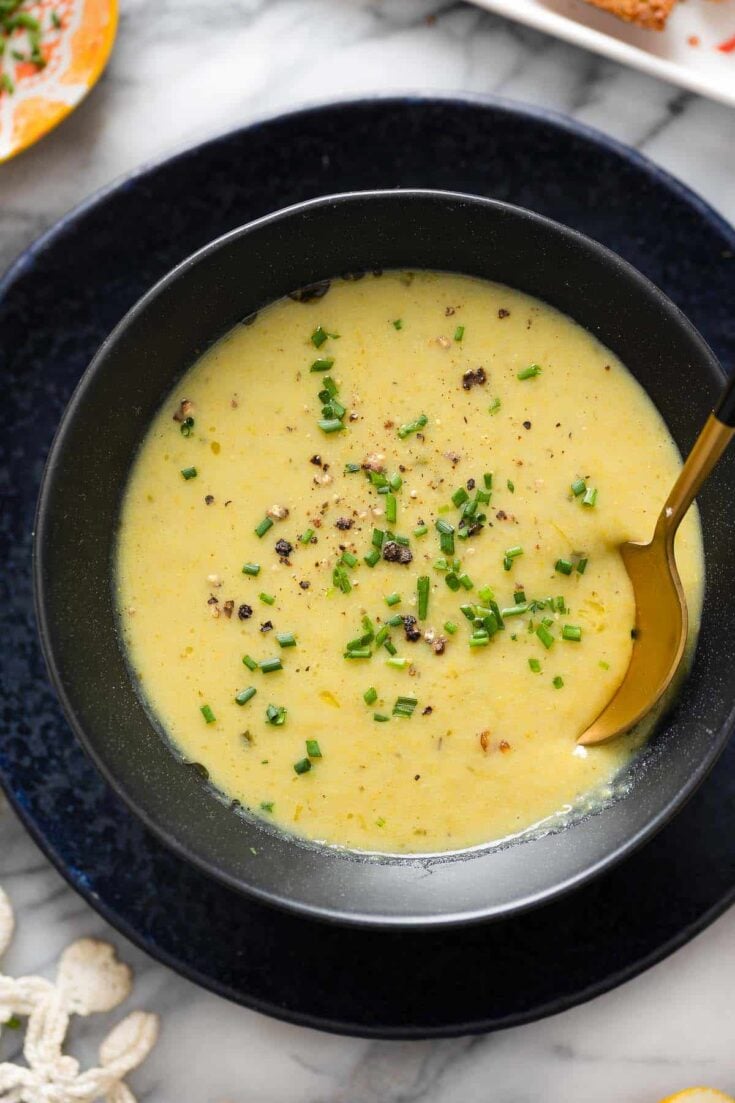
[1,1,734,1099]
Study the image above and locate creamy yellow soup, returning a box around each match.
[117,271,703,854]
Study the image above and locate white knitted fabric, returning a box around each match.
[0,886,158,1102]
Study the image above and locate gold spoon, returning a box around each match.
[578,379,735,746]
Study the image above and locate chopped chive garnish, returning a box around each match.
[374,624,389,647]
[385,493,397,524]
[514,589,527,604]
[259,592,275,605]
[553,676,564,689]
[386,656,410,669]
[383,639,397,656]
[571,478,586,497]
[436,518,454,534]
[200,704,216,724]
[260,657,283,673]
[266,704,286,725]
[469,634,489,647]
[181,466,197,480]
[341,551,358,568]
[318,418,345,434]
[599,660,610,670]
[555,597,567,613]
[242,562,261,576]
[503,556,512,572]
[364,686,378,705]
[235,687,257,706]
[417,575,430,619]
[459,604,475,622]
[577,557,588,574]
[517,364,542,380]
[260,801,274,812]
[311,326,328,348]
[321,376,338,398]
[310,357,335,372]
[306,739,322,758]
[413,524,428,537]
[393,695,418,717]
[506,479,515,493]
[489,600,505,629]
[582,487,598,507]
[242,654,258,671]
[536,624,554,649]
[458,573,473,591]
[488,397,501,415]
[475,489,491,505]
[255,517,273,538]
[483,473,493,490]
[372,528,385,549]
[555,558,573,575]
[397,413,428,439]
[344,647,371,659]
[501,603,528,618]
[374,713,390,722]
[477,585,494,603]
[276,633,296,648]
[333,565,352,594]
[445,572,461,592]
[562,625,582,641]
[364,548,381,567]
[385,592,401,607]
[505,546,523,559]
[392,319,403,330]
[180,416,195,437]
[370,470,388,488]
[387,614,403,627]
[389,472,403,491]
[528,658,541,673]
[454,325,465,342]
[299,529,314,546]
[293,757,311,774]
[452,486,469,507]
[345,462,361,474]
[445,620,458,635]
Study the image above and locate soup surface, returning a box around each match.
[117,271,703,853]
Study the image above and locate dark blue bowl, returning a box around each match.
[34,188,735,927]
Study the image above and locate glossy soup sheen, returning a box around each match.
[116,272,703,854]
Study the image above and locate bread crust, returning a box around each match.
[584,0,676,30]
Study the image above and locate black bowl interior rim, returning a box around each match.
[33,188,735,927]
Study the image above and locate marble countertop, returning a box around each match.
[1,1,734,1099]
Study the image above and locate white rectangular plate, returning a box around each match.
[470,0,735,107]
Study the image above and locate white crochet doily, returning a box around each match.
[0,884,158,1103]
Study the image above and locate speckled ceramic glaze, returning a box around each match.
[2,97,735,1037]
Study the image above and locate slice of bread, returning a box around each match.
[584,0,677,29]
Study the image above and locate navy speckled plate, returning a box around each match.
[1,96,734,1039]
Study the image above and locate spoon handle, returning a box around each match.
[657,372,735,543]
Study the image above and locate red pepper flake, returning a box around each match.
[717,34,735,53]
[479,731,490,752]
[687,34,700,47]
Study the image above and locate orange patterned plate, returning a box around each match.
[0,0,117,164]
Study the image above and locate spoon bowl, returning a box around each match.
[579,412,735,745]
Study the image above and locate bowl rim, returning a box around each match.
[33,186,733,928]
